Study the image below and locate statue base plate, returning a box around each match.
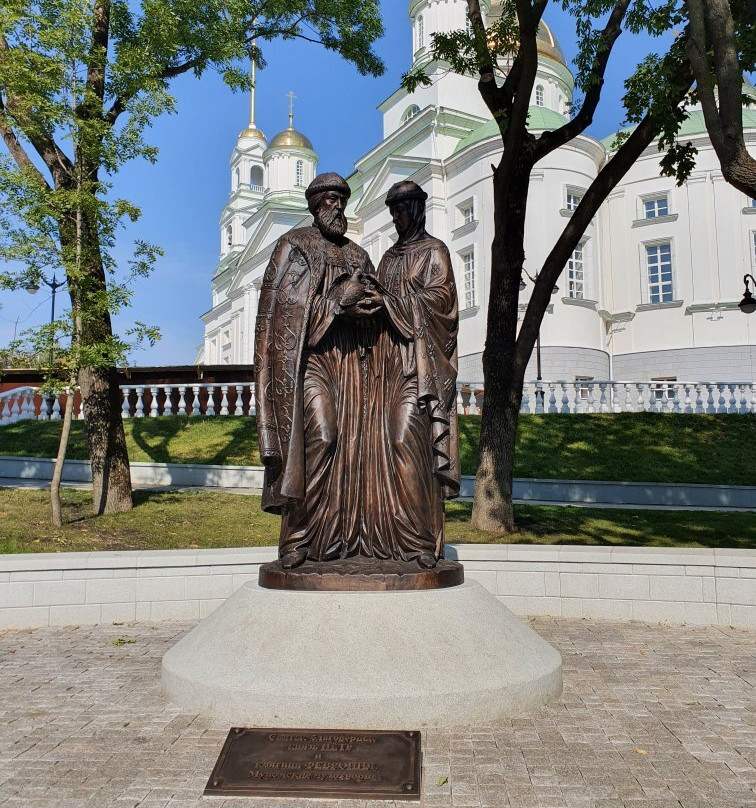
[162,580,563,728]
[259,557,464,591]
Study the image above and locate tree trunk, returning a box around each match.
[50,384,75,526]
[471,162,530,534]
[60,207,133,516]
[78,363,132,513]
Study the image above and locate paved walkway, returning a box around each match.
[0,619,754,807]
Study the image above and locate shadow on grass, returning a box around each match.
[128,416,259,466]
[445,500,756,550]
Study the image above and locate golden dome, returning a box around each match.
[268,127,314,151]
[535,21,566,68]
[239,125,266,141]
[487,5,567,68]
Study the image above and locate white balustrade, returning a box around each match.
[177,386,187,416]
[149,386,159,418]
[122,387,131,419]
[498,380,756,416]
[2,380,754,426]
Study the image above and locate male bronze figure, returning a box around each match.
[254,174,459,574]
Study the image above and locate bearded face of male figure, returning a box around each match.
[313,190,349,240]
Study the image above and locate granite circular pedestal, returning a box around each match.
[162,579,562,728]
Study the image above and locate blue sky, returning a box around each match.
[0,1,673,366]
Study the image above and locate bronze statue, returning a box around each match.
[254,174,459,577]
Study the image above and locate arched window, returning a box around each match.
[234,167,240,189]
[417,15,425,50]
[535,85,544,107]
[295,159,304,187]
[226,225,233,248]
[402,104,421,124]
[250,166,264,189]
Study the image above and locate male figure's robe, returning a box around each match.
[255,225,459,562]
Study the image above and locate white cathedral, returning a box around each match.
[197,0,756,385]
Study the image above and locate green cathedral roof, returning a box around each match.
[601,106,756,152]
[453,106,568,155]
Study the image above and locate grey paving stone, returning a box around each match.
[0,619,753,807]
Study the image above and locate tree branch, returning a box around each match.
[534,0,631,161]
[0,35,75,183]
[0,92,51,190]
[515,73,694,373]
[86,0,111,104]
[685,0,756,197]
[466,0,500,113]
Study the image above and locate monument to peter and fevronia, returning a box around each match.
[254,173,463,588]
[162,174,562,732]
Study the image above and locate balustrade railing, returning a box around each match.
[514,380,756,416]
[119,382,257,420]
[2,380,754,425]
[0,386,83,425]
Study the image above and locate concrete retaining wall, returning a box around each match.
[2,457,753,509]
[0,545,753,630]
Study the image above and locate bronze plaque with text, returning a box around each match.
[204,727,421,800]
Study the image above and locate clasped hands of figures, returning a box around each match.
[335,268,385,320]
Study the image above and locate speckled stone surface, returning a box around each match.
[162,580,562,728]
[0,617,754,807]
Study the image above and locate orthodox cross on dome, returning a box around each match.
[249,57,258,127]
[287,90,296,129]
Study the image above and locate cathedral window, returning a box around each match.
[651,377,677,403]
[250,165,264,190]
[535,85,544,107]
[226,225,233,248]
[459,200,475,225]
[402,104,421,123]
[295,160,304,187]
[645,241,674,304]
[234,167,240,189]
[567,241,585,299]
[461,249,476,309]
[565,190,582,211]
[417,15,425,50]
[643,194,669,218]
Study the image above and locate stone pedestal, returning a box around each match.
[162,580,562,728]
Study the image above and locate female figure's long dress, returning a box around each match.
[279,233,460,562]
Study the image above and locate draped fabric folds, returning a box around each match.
[254,226,459,563]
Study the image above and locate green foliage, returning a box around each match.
[0,0,385,384]
[401,0,754,188]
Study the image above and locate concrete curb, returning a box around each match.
[1,456,753,510]
[1,545,754,630]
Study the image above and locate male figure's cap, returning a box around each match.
[305,172,351,201]
[385,180,428,206]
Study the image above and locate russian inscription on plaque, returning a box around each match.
[204,728,421,800]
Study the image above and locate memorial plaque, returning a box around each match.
[205,727,421,800]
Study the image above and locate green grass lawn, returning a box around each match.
[0,488,753,554]
[1,413,754,484]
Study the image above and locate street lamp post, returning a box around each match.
[521,269,558,405]
[26,273,67,417]
[739,274,756,314]
[26,273,66,366]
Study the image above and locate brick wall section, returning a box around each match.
[0,545,753,630]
